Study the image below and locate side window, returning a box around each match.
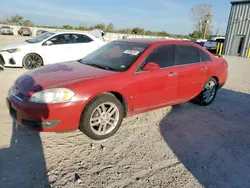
[198,49,211,62]
[175,45,200,65]
[72,34,93,43]
[144,45,175,68]
[48,34,72,45]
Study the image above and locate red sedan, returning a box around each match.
[7,39,228,140]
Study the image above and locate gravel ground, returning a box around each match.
[1,44,250,187]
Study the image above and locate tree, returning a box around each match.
[132,27,145,35]
[190,4,213,39]
[93,23,106,30]
[189,31,203,38]
[106,23,114,32]
[145,30,154,36]
[22,20,34,27]
[157,31,169,37]
[5,14,23,24]
[62,25,74,30]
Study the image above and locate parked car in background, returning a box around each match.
[204,37,225,51]
[18,27,32,36]
[6,39,228,140]
[194,41,205,47]
[0,30,106,69]
[36,30,47,36]
[0,26,14,35]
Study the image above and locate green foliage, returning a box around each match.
[62,25,74,30]
[22,20,34,27]
[93,23,106,30]
[4,14,34,26]
[106,23,114,32]
[132,27,145,35]
[189,31,203,38]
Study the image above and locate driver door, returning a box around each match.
[133,45,178,112]
[43,34,74,64]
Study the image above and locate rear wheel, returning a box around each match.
[23,53,43,70]
[79,94,124,140]
[194,77,218,106]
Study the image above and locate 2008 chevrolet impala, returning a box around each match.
[7,39,228,140]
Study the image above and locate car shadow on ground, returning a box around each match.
[0,75,50,188]
[159,88,250,188]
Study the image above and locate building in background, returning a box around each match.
[224,1,250,57]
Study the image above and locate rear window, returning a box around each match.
[198,49,211,62]
[80,41,149,72]
[175,45,200,65]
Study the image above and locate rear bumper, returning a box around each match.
[7,90,86,132]
[218,69,228,89]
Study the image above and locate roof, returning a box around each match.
[117,38,192,45]
[231,0,250,5]
[50,30,86,34]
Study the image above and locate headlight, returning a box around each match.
[29,88,75,103]
[2,48,21,53]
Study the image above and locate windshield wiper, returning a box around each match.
[84,63,117,71]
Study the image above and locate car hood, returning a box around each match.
[1,41,31,50]
[15,61,117,95]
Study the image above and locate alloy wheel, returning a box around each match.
[90,102,120,136]
[25,55,43,69]
[203,81,216,103]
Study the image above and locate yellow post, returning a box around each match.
[247,47,250,58]
[219,43,223,56]
[216,43,220,54]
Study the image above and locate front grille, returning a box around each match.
[22,119,60,128]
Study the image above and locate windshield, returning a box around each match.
[80,41,149,72]
[26,32,55,43]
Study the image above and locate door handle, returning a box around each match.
[201,67,208,71]
[168,72,177,77]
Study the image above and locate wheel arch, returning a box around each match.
[212,76,219,84]
[83,91,129,117]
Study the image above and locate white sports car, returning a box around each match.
[0,30,106,69]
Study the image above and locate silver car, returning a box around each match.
[0,26,14,35]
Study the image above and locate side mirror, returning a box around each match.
[44,41,53,46]
[142,62,160,71]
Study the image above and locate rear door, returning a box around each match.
[175,44,207,100]
[133,45,178,112]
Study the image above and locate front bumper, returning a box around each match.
[7,90,85,132]
[0,52,23,67]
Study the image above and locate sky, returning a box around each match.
[0,0,233,35]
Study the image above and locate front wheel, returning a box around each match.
[194,77,218,106]
[23,53,43,70]
[79,94,125,140]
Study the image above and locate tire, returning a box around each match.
[193,77,218,106]
[79,93,125,140]
[23,53,43,70]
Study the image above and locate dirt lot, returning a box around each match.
[1,36,250,188]
[0,35,32,47]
